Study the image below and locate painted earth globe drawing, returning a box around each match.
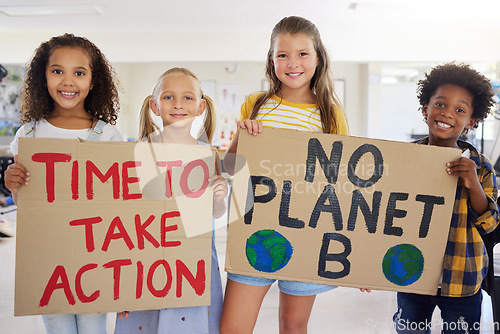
[246,229,293,273]
[382,244,424,286]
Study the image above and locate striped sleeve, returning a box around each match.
[240,93,261,120]
[334,106,349,135]
[240,93,349,136]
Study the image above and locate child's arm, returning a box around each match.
[447,157,489,216]
[4,155,30,205]
[447,155,499,233]
[223,119,262,175]
[210,174,228,219]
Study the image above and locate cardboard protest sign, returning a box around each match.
[226,128,461,295]
[15,138,215,316]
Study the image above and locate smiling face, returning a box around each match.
[422,83,477,148]
[150,74,206,129]
[272,33,318,101]
[45,46,92,114]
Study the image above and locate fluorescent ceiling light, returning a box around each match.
[380,77,397,84]
[0,5,102,17]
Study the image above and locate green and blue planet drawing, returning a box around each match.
[382,243,424,286]
[245,229,425,287]
[245,230,293,273]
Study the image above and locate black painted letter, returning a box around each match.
[279,180,305,229]
[244,176,277,225]
[305,139,343,184]
[415,194,445,238]
[309,185,343,230]
[347,190,382,233]
[318,233,351,279]
[347,144,384,188]
[383,192,408,236]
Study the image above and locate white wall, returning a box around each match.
[332,63,366,137]
[367,79,423,142]
[3,25,500,64]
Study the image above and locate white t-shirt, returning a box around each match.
[10,119,123,155]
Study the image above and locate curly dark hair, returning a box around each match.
[20,33,119,125]
[417,62,494,129]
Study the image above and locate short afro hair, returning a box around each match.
[417,62,494,128]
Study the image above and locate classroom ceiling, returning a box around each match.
[1,0,500,63]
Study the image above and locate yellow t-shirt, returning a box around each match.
[240,93,348,135]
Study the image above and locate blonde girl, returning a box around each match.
[221,16,349,333]
[115,67,227,334]
[137,67,216,145]
[5,33,122,334]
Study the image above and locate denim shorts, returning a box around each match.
[42,313,107,334]
[227,273,336,296]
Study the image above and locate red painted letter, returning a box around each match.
[72,160,79,200]
[180,159,209,198]
[69,217,102,252]
[32,153,71,203]
[86,161,120,200]
[176,260,206,297]
[161,211,181,247]
[102,216,135,251]
[147,260,172,298]
[156,160,182,198]
[136,261,144,299]
[122,161,142,200]
[135,214,159,250]
[103,259,132,300]
[39,265,75,307]
[75,263,99,303]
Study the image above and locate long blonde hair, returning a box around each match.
[251,16,342,134]
[138,67,216,143]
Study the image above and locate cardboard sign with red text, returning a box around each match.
[226,128,461,295]
[15,138,215,316]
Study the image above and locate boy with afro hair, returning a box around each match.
[393,63,499,334]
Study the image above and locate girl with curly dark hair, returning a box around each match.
[4,33,122,334]
[20,33,119,126]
